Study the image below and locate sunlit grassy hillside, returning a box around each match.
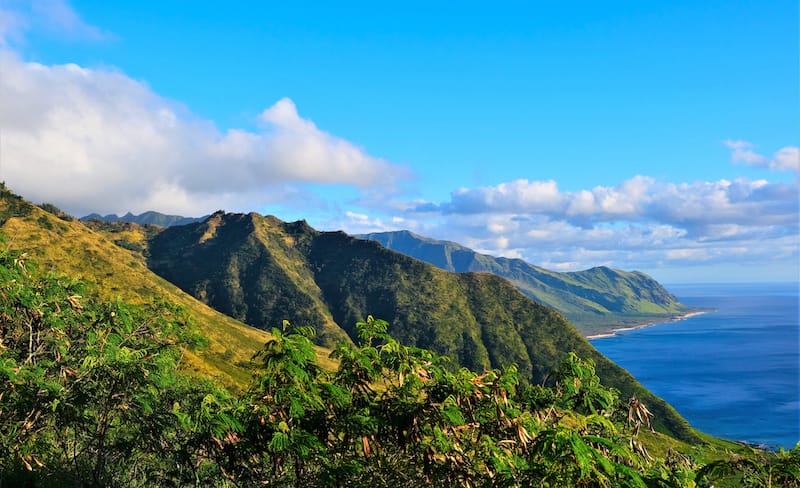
[0,186,341,388]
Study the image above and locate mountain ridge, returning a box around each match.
[81,210,208,227]
[2,192,699,442]
[357,230,693,336]
[142,211,699,442]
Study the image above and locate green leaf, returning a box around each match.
[270,431,290,452]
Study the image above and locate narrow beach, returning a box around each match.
[586,310,709,340]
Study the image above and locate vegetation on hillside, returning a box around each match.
[4,190,695,443]
[1,249,797,486]
[0,185,278,389]
[144,212,698,443]
[3,187,797,485]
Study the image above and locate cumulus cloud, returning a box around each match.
[381,171,799,275]
[417,175,797,232]
[772,147,800,171]
[446,179,565,214]
[0,50,406,216]
[725,139,800,172]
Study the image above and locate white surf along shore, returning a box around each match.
[586,311,710,340]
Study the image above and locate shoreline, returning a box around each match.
[586,310,710,340]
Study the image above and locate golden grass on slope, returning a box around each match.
[0,204,336,389]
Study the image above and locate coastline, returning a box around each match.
[586,310,710,340]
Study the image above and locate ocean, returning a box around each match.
[590,282,799,450]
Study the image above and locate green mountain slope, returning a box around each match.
[0,186,276,388]
[358,230,692,336]
[145,211,699,443]
[147,212,350,346]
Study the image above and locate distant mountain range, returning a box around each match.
[81,210,207,227]
[358,230,691,336]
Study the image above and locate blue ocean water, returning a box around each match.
[590,282,799,449]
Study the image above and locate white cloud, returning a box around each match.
[0,50,406,216]
[665,248,710,261]
[0,6,26,45]
[724,139,767,165]
[255,98,400,187]
[772,147,800,171]
[445,179,565,214]
[419,175,797,232]
[725,139,800,172]
[335,210,417,235]
[345,211,370,222]
[0,0,110,44]
[31,0,110,40]
[369,168,798,277]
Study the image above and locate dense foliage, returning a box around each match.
[0,244,236,486]
[1,248,798,486]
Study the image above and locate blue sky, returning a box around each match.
[0,0,797,282]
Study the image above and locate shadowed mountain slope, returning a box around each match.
[358,230,692,335]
